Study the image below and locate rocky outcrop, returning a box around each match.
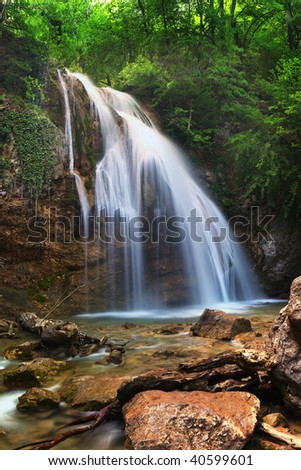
[0,71,106,317]
[255,227,301,297]
[59,375,130,410]
[270,276,301,415]
[191,309,252,340]
[17,387,60,411]
[123,390,260,450]
[3,358,68,388]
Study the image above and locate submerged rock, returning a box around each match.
[3,358,68,389]
[109,349,124,365]
[59,375,130,410]
[17,387,60,411]
[154,325,185,335]
[123,389,260,450]
[4,340,44,361]
[234,331,267,350]
[270,275,301,415]
[191,308,252,340]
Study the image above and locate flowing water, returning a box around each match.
[59,71,263,310]
[0,301,285,450]
[57,70,90,238]
[0,73,275,450]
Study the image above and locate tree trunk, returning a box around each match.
[230,0,237,19]
[219,0,225,39]
[219,0,224,14]
[230,0,239,44]
[137,0,149,35]
[161,0,168,31]
[0,0,8,22]
[285,1,300,51]
[209,0,216,43]
[198,0,205,36]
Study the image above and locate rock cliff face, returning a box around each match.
[0,71,193,316]
[256,227,301,297]
[0,71,103,316]
[270,276,301,415]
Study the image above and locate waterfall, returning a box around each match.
[63,71,263,310]
[57,70,90,238]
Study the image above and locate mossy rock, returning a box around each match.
[17,387,60,411]
[3,358,68,389]
[4,340,43,361]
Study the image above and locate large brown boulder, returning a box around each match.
[270,276,301,415]
[191,309,252,340]
[59,375,130,410]
[123,390,260,450]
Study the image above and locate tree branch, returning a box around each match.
[42,275,103,320]
[16,405,113,450]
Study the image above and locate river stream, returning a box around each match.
[0,301,285,450]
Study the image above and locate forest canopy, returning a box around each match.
[1,0,301,223]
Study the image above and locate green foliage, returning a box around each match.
[0,157,12,172]
[2,0,301,222]
[85,178,93,191]
[1,109,58,197]
[118,57,168,100]
[23,76,45,104]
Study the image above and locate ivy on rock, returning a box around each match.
[4,109,58,197]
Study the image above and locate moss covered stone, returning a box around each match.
[3,358,68,389]
[17,387,60,411]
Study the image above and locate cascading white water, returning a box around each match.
[57,70,90,238]
[64,72,263,309]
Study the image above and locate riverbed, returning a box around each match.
[0,301,285,450]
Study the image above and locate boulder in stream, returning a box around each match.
[3,358,68,389]
[123,389,260,450]
[16,312,105,357]
[17,387,60,411]
[59,375,130,410]
[4,340,44,361]
[191,308,252,340]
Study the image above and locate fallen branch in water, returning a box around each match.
[16,404,113,450]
